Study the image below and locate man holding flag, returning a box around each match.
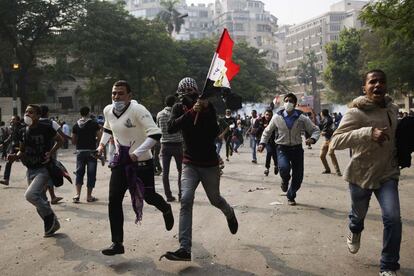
[161,29,239,261]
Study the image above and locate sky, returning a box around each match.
[187,0,344,25]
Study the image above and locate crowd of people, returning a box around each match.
[0,70,413,276]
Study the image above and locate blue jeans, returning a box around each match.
[277,145,304,200]
[249,135,257,161]
[215,141,223,156]
[179,164,233,252]
[349,180,401,271]
[75,151,97,188]
[25,167,54,219]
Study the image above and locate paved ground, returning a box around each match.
[0,141,413,276]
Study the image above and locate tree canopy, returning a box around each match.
[324,28,362,103]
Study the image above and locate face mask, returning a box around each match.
[24,115,33,126]
[182,93,198,108]
[284,102,294,112]
[113,101,126,112]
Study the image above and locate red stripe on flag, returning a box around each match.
[216,29,240,81]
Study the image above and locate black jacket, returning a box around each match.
[396,116,414,168]
[167,102,219,167]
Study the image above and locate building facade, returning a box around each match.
[118,0,278,69]
[281,0,367,92]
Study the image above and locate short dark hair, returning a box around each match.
[265,109,273,115]
[321,109,330,117]
[40,105,49,117]
[284,93,298,104]
[28,104,42,115]
[80,106,90,117]
[165,95,176,107]
[113,80,131,93]
[363,69,386,85]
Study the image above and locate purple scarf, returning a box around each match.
[110,145,145,223]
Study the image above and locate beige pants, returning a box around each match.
[320,140,341,173]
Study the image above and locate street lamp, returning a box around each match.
[11,61,20,116]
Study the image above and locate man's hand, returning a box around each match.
[129,153,138,162]
[42,152,52,164]
[371,127,389,145]
[257,144,265,153]
[193,99,208,113]
[96,144,105,157]
[7,153,18,163]
[305,138,315,146]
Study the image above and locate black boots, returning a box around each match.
[101,243,125,256]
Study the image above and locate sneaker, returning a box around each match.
[227,209,238,234]
[264,169,269,176]
[101,243,125,256]
[322,170,331,174]
[160,248,191,262]
[346,231,361,254]
[251,160,257,164]
[287,199,296,206]
[281,182,288,193]
[163,204,174,231]
[379,271,397,276]
[44,214,60,237]
[274,167,279,175]
[167,196,176,202]
[0,179,9,186]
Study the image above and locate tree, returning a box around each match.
[64,0,185,111]
[359,0,414,95]
[295,51,321,112]
[0,0,86,107]
[324,28,362,103]
[156,0,186,36]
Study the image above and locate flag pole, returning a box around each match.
[194,29,227,125]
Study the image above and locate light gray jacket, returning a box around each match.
[260,109,320,146]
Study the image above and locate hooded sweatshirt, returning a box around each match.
[330,95,399,189]
[72,118,100,150]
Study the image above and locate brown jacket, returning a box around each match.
[330,96,399,189]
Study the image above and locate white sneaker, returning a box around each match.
[379,271,397,276]
[346,231,361,254]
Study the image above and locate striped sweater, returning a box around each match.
[157,107,183,143]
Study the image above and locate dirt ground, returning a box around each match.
[0,141,413,276]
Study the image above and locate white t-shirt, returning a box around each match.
[103,101,161,161]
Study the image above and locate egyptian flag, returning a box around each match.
[201,28,240,98]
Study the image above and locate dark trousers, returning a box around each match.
[265,143,278,169]
[277,145,304,200]
[225,136,232,159]
[161,143,183,199]
[108,161,169,243]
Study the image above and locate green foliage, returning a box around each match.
[359,0,414,94]
[0,0,86,104]
[231,42,278,102]
[360,0,414,42]
[295,51,320,93]
[63,0,185,111]
[324,28,362,103]
[2,0,281,112]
